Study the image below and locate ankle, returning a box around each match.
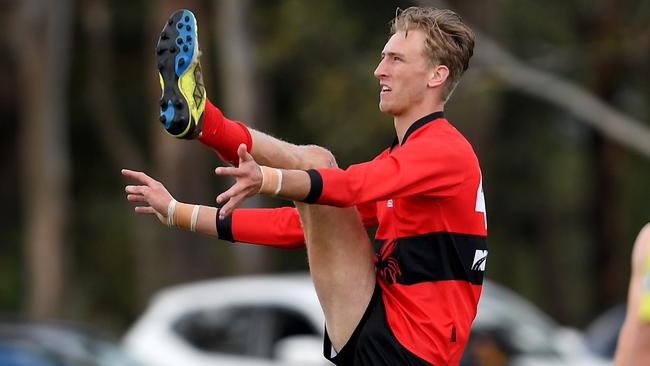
[200,99,225,136]
[198,99,253,165]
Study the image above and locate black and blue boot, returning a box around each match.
[156,9,206,139]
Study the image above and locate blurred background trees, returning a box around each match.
[1,0,649,334]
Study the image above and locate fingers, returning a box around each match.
[216,176,253,219]
[121,169,156,186]
[238,144,252,163]
[125,185,147,195]
[218,194,244,219]
[134,206,157,215]
[218,203,233,219]
[216,182,246,205]
[215,166,243,177]
[127,194,147,203]
[123,169,168,225]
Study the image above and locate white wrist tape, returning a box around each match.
[167,199,177,227]
[190,205,200,232]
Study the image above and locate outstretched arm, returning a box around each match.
[121,169,309,248]
[122,169,218,236]
[123,164,379,246]
[215,132,470,219]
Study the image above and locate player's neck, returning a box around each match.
[393,101,445,144]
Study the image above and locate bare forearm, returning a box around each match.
[194,205,218,237]
[170,202,218,237]
[274,169,312,201]
[171,203,308,248]
[632,324,650,365]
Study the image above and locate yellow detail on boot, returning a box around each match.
[640,248,650,322]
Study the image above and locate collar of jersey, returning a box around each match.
[390,111,445,151]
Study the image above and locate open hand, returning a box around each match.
[122,169,174,224]
[214,144,263,219]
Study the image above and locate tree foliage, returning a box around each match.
[0,0,649,332]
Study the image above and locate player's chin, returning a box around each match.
[378,101,397,115]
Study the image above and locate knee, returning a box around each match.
[300,145,338,169]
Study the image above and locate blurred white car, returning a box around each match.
[124,275,326,366]
[461,281,611,366]
[124,274,611,366]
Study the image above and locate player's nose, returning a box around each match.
[374,58,387,80]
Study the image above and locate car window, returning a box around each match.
[172,305,318,359]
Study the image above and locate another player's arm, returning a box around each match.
[613,223,650,366]
[631,228,650,364]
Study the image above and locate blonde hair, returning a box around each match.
[391,7,475,101]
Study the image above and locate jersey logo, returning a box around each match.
[375,239,401,284]
[472,250,488,271]
[387,199,393,208]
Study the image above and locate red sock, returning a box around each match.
[199,99,253,165]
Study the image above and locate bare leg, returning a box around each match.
[204,108,377,349]
[298,203,375,351]
[199,100,328,169]
[249,129,325,169]
[292,147,376,351]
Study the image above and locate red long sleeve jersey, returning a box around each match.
[219,112,488,365]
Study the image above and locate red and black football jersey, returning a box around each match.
[218,112,488,365]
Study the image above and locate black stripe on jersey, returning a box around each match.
[390,111,445,151]
[216,208,234,242]
[303,169,323,203]
[373,232,487,285]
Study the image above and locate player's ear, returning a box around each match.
[427,64,449,88]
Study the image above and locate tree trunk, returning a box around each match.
[14,0,74,319]
[80,0,166,310]
[588,0,627,314]
[81,0,146,171]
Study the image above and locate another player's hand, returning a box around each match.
[214,144,262,219]
[122,169,174,224]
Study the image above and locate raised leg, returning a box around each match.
[156,10,327,171]
[156,11,375,351]
[293,147,376,351]
[200,99,332,169]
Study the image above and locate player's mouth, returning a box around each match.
[380,84,392,95]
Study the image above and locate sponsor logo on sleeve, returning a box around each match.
[472,250,488,271]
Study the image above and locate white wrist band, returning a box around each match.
[190,205,200,232]
[167,199,177,227]
[273,168,283,196]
